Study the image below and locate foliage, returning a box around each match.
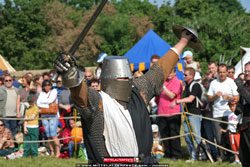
[204,0,245,13]
[112,0,157,16]
[0,0,249,71]
[154,0,250,73]
[0,0,53,70]
[58,0,102,11]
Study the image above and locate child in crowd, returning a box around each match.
[5,132,24,159]
[68,121,87,159]
[151,124,164,160]
[220,101,241,165]
[23,94,39,157]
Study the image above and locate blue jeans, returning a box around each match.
[4,117,17,139]
[202,119,218,159]
[41,115,58,137]
[183,115,202,160]
[68,141,86,158]
[152,154,163,160]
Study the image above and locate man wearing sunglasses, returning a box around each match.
[0,74,19,139]
[227,66,235,80]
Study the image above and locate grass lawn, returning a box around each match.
[0,126,241,167]
[0,156,240,167]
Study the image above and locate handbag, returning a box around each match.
[40,91,58,115]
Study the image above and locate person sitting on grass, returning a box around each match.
[0,120,15,156]
[68,121,87,159]
[151,124,164,160]
[23,94,40,157]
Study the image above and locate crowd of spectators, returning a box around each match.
[149,52,249,165]
[0,51,249,165]
[0,68,98,159]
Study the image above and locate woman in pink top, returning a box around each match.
[157,68,183,160]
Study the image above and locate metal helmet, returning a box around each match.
[172,25,203,51]
[100,56,133,102]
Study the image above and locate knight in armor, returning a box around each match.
[234,61,250,167]
[53,26,202,164]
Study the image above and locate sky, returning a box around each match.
[149,0,250,12]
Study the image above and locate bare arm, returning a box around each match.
[16,95,21,118]
[24,120,28,134]
[170,95,196,108]
[177,95,196,104]
[163,86,176,100]
[207,94,219,102]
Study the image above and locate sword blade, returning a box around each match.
[69,0,108,55]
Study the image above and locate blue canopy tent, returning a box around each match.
[123,29,185,81]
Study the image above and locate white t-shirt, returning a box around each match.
[227,112,239,133]
[207,77,239,118]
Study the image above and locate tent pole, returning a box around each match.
[240,48,243,73]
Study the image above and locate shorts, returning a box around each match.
[229,133,240,152]
[41,115,58,138]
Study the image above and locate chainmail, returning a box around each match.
[133,63,165,105]
[76,63,164,160]
[76,88,109,159]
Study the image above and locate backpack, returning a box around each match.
[189,81,205,108]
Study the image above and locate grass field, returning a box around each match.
[0,156,240,167]
[0,126,241,167]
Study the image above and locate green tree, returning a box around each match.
[112,0,157,16]
[204,0,245,13]
[0,0,53,70]
[152,0,250,73]
[58,0,102,10]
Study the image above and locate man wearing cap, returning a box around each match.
[54,26,202,164]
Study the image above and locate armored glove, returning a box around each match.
[54,52,84,88]
[234,77,244,88]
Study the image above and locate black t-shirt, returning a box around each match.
[184,80,202,114]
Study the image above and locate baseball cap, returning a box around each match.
[27,94,36,103]
[97,53,108,63]
[183,50,193,58]
[152,124,159,133]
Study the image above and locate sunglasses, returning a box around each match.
[45,84,51,86]
[5,80,12,82]
[0,124,4,126]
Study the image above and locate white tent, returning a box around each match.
[234,46,250,78]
